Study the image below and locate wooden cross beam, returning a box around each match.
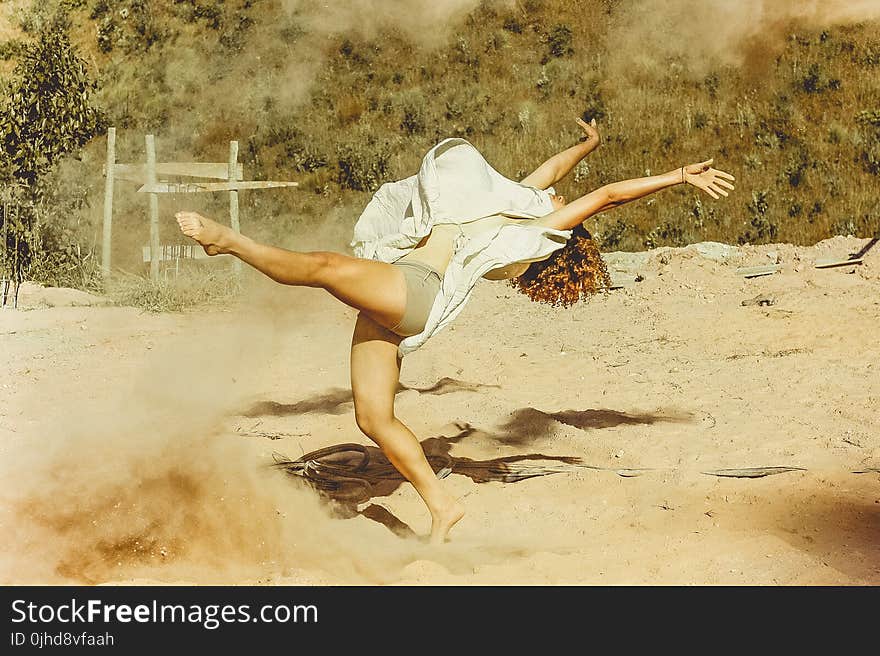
[107,162,245,182]
[136,180,299,194]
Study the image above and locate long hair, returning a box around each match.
[507,223,611,306]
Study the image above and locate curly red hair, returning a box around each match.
[507,223,611,306]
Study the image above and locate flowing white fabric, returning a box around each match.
[351,138,571,356]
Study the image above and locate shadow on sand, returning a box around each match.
[281,422,583,540]
[275,405,690,539]
[240,377,500,417]
[247,380,693,538]
[488,406,692,445]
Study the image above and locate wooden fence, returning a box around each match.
[0,189,28,309]
[102,128,298,281]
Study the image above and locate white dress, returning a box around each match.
[351,138,572,356]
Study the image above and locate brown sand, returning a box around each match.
[1,236,878,585]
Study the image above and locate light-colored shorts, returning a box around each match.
[390,260,442,337]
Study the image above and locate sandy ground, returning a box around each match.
[1,236,879,585]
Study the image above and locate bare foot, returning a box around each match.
[430,498,465,545]
[175,211,234,256]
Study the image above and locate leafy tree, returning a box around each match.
[0,27,104,296]
[0,28,105,188]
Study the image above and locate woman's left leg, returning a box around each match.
[350,312,464,544]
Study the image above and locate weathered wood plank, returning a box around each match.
[101,127,116,278]
[814,256,864,269]
[702,466,806,478]
[228,140,242,277]
[136,180,298,193]
[112,162,244,182]
[146,135,160,283]
[609,275,637,289]
[735,264,784,278]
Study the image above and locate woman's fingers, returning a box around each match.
[708,183,729,197]
[686,162,734,199]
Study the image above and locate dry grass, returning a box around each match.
[105,267,241,313]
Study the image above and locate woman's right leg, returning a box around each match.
[350,312,464,544]
[175,211,407,330]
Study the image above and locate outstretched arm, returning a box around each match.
[520,118,600,190]
[536,159,735,231]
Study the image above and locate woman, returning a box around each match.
[176,118,735,544]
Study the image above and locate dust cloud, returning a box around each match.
[283,0,483,44]
[0,307,416,584]
[260,0,486,108]
[0,296,564,584]
[605,0,880,77]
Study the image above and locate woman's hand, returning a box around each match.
[682,158,735,199]
[520,117,600,188]
[575,117,600,144]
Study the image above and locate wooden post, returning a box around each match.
[228,140,241,276]
[12,205,19,309]
[1,199,8,307]
[146,134,160,283]
[101,127,116,278]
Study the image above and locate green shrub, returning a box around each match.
[799,62,841,93]
[546,24,573,61]
[96,16,115,52]
[599,219,629,250]
[89,0,110,20]
[194,3,223,30]
[738,190,778,244]
[0,40,24,60]
[856,109,880,127]
[783,146,810,187]
[703,72,720,99]
[644,222,687,249]
[581,88,607,122]
[219,12,254,52]
[831,217,857,236]
[336,137,393,192]
[400,99,426,135]
[502,17,523,34]
[855,110,880,175]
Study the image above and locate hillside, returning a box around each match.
[1,0,879,281]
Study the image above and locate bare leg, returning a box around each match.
[350,313,464,544]
[175,211,407,329]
